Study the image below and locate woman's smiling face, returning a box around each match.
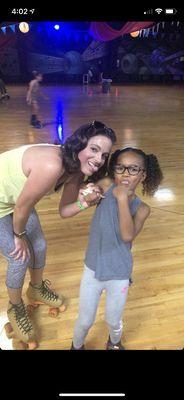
[78,135,113,175]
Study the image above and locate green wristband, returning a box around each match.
[76,200,87,211]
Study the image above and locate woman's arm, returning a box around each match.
[10,162,61,261]
[14,163,61,233]
[59,173,104,218]
[59,173,87,218]
[59,175,112,218]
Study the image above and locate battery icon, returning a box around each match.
[165,8,177,14]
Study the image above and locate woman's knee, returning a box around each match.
[6,259,29,289]
[30,237,47,268]
[38,237,47,254]
[32,237,47,256]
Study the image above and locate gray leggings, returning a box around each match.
[73,265,129,348]
[0,209,47,289]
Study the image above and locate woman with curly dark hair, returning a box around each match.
[0,120,116,349]
[71,147,163,350]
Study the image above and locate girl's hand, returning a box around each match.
[78,183,105,207]
[9,236,30,263]
[113,184,134,201]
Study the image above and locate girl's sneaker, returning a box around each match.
[70,342,86,350]
[106,335,125,350]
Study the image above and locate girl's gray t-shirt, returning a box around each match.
[84,183,142,280]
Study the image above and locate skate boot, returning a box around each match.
[26,279,66,317]
[30,116,43,129]
[36,119,44,128]
[30,114,37,126]
[106,335,125,350]
[32,118,44,128]
[2,92,10,99]
[4,300,38,350]
[70,342,86,350]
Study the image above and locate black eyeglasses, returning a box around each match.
[114,165,145,176]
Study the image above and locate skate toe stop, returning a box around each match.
[49,307,59,317]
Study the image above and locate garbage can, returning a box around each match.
[102,79,112,93]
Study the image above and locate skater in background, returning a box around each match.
[26,70,48,128]
[98,60,103,83]
[87,68,94,84]
[0,72,10,100]
[0,121,116,349]
[71,147,163,350]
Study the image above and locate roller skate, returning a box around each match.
[26,279,66,317]
[106,335,125,350]
[4,300,38,350]
[30,115,43,129]
[35,119,44,128]
[2,92,10,99]
[30,114,36,126]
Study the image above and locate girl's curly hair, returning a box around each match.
[108,147,163,196]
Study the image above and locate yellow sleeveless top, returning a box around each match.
[0,144,59,218]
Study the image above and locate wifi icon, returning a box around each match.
[155,8,163,14]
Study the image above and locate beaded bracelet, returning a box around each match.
[76,200,87,211]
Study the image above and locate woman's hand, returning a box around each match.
[9,236,31,263]
[78,183,105,207]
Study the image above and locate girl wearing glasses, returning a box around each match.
[0,121,116,349]
[71,147,163,350]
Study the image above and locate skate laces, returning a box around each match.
[11,301,33,334]
[39,279,59,301]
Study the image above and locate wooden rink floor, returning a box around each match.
[0,83,184,350]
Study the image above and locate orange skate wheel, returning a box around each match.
[28,341,38,350]
[49,307,59,317]
[59,304,66,312]
[19,341,28,350]
[4,322,14,339]
[12,339,27,350]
